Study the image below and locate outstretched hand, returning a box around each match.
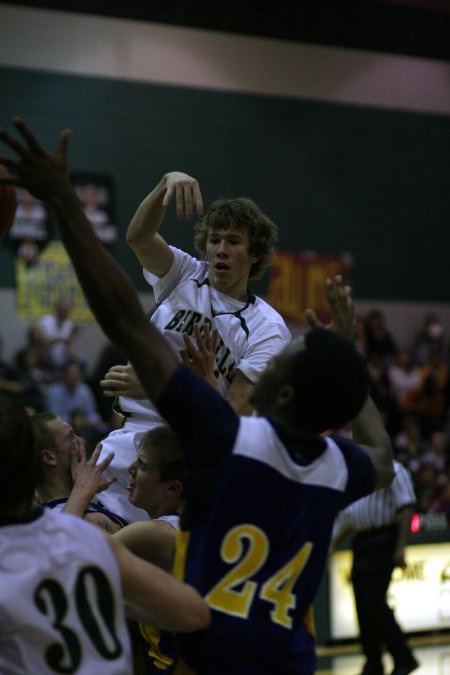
[179,323,220,389]
[0,117,72,203]
[70,442,116,496]
[161,171,204,222]
[306,275,355,342]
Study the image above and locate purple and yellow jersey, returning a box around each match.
[159,366,376,675]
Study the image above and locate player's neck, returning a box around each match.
[275,419,323,460]
[207,274,249,302]
[37,473,73,503]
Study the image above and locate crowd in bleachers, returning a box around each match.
[0,299,124,455]
[356,310,450,515]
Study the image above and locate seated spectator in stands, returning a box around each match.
[387,347,422,436]
[12,345,50,414]
[45,360,105,445]
[387,347,421,401]
[413,312,446,367]
[427,477,450,515]
[394,414,428,477]
[414,461,442,513]
[60,336,90,379]
[0,334,22,398]
[37,296,78,371]
[25,323,54,374]
[399,351,448,436]
[364,309,397,365]
[420,430,449,475]
[32,411,127,533]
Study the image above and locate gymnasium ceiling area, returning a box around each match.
[2,0,450,61]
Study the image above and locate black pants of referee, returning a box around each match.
[351,524,415,674]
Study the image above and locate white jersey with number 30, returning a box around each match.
[0,507,132,675]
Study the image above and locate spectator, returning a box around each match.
[12,345,49,413]
[387,347,421,402]
[399,352,448,436]
[0,335,22,398]
[413,312,446,366]
[37,295,77,371]
[45,361,105,448]
[364,309,397,365]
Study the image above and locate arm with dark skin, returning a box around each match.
[0,119,178,404]
[307,277,394,490]
[393,505,414,568]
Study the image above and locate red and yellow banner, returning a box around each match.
[268,252,352,324]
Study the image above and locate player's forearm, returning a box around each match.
[62,485,92,518]
[351,396,394,488]
[126,177,168,250]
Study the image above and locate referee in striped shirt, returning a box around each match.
[332,461,419,675]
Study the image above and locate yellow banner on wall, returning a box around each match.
[267,252,352,323]
[15,241,94,323]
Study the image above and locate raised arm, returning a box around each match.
[126,171,204,276]
[0,119,177,404]
[307,276,394,490]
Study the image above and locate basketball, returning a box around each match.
[0,164,17,239]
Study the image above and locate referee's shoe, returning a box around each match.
[390,655,419,675]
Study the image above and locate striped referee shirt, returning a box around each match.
[339,461,416,532]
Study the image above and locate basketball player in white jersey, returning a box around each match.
[98,171,291,522]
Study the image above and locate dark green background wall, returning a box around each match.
[1,66,449,301]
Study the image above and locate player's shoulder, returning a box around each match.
[247,296,291,333]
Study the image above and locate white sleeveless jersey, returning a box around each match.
[118,246,291,418]
[0,507,132,674]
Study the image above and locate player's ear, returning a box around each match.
[167,479,183,498]
[41,449,57,467]
[276,384,294,408]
